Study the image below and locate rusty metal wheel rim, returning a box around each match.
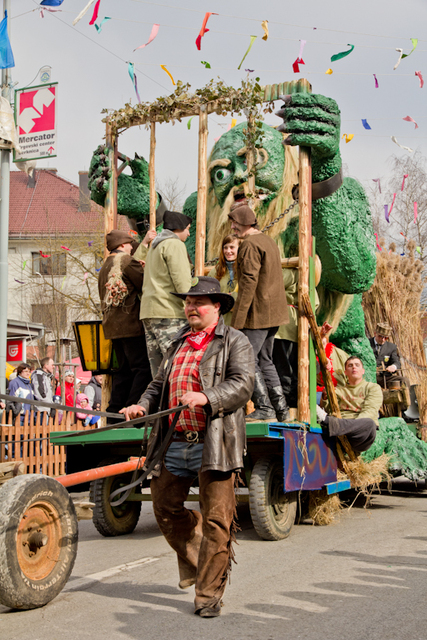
[16,501,62,581]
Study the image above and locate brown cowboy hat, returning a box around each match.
[171,276,235,315]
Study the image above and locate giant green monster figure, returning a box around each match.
[89,93,377,380]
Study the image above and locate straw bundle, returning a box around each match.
[362,239,427,423]
[308,490,342,525]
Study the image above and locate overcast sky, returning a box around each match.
[10,0,427,200]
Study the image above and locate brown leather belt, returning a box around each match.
[172,430,205,443]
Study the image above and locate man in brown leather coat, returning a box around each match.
[122,277,254,618]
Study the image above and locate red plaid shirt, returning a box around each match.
[168,323,217,432]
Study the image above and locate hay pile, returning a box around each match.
[362,239,427,422]
[308,490,342,525]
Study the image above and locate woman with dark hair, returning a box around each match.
[208,234,240,325]
[7,362,36,424]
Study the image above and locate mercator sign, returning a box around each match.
[14,82,58,162]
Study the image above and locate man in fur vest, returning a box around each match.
[98,229,152,420]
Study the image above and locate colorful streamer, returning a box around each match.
[238,35,257,70]
[414,202,418,223]
[374,232,382,251]
[231,118,237,128]
[40,7,62,17]
[0,11,14,69]
[73,0,96,26]
[39,251,50,258]
[95,268,101,273]
[373,74,379,88]
[187,117,194,130]
[201,61,211,68]
[401,174,409,191]
[60,245,70,251]
[293,58,305,73]
[391,136,413,152]
[384,204,389,223]
[196,12,217,50]
[331,44,354,62]
[342,133,354,143]
[95,17,111,33]
[402,38,418,59]
[22,260,27,270]
[298,39,307,59]
[83,272,89,282]
[372,178,381,193]
[261,20,269,41]
[389,193,397,216]
[394,48,403,70]
[362,119,371,130]
[402,115,418,129]
[40,0,64,5]
[60,275,66,290]
[134,24,159,51]
[325,68,333,75]
[89,0,100,25]
[128,62,141,102]
[14,279,25,285]
[245,68,254,73]
[415,70,424,88]
[88,241,93,247]
[416,246,421,255]
[160,64,176,85]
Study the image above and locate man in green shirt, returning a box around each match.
[316,356,383,453]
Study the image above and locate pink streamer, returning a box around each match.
[298,39,306,59]
[134,24,160,51]
[389,193,397,216]
[403,115,418,129]
[414,202,418,223]
[401,173,409,191]
[415,70,424,88]
[374,232,382,250]
[373,74,379,88]
[83,272,89,282]
[89,0,100,25]
[40,7,62,18]
[61,245,70,251]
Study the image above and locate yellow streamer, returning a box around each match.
[261,20,269,41]
[342,133,354,144]
[231,118,237,128]
[160,65,176,85]
[325,68,333,75]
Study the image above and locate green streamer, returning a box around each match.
[331,43,355,62]
[402,38,418,59]
[237,35,257,70]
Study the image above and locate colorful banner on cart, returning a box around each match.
[283,430,337,492]
[14,82,58,162]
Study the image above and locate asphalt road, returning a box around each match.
[2,478,427,640]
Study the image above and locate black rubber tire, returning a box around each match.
[249,455,297,541]
[0,474,78,610]
[89,458,142,537]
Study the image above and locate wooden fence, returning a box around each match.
[0,409,97,476]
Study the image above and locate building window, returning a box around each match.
[32,303,67,331]
[32,252,66,276]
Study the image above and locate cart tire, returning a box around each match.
[249,456,297,541]
[89,458,142,537]
[0,474,78,610]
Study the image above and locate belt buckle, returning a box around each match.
[184,430,199,444]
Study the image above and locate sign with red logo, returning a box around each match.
[14,82,58,162]
[7,339,24,362]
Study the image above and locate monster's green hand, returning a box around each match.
[88,145,111,207]
[276,93,341,182]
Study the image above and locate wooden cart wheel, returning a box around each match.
[249,455,297,541]
[0,475,78,610]
[89,458,141,537]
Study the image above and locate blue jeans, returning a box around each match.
[164,442,204,478]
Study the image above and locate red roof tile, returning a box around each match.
[9,169,129,237]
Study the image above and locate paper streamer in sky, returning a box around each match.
[342,133,354,144]
[201,61,211,68]
[391,136,413,152]
[83,272,89,283]
[414,202,418,224]
[128,63,141,102]
[40,7,62,17]
[372,178,381,193]
[373,74,379,88]
[187,117,194,130]
[73,0,96,26]
[89,0,100,26]
[40,0,64,5]
[374,232,382,251]
[39,251,50,258]
[134,24,159,51]
[61,245,70,251]
[88,241,93,246]
[160,65,175,85]
[60,275,66,290]
[362,119,371,130]
[402,38,418,59]
[196,12,217,50]
[261,20,269,41]
[238,36,257,70]
[384,205,389,223]
[231,118,237,128]
[245,69,254,73]
[22,259,27,270]
[14,279,25,285]
[0,11,14,69]
[293,58,305,73]
[416,246,421,255]
[389,193,397,217]
[331,44,354,62]
[401,174,409,191]
[325,68,333,75]
[298,39,306,59]
[415,71,424,88]
[402,115,418,129]
[95,17,111,33]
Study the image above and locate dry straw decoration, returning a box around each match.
[362,239,427,424]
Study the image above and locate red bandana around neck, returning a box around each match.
[185,322,217,350]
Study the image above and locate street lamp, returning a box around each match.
[72,321,118,375]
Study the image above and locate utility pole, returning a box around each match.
[0,0,11,394]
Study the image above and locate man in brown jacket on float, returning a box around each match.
[229,202,290,421]
[98,229,152,421]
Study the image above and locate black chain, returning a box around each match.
[261,197,298,233]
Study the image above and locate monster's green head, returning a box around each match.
[206,122,299,259]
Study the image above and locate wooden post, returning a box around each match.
[195,106,208,276]
[246,114,256,196]
[104,121,118,258]
[149,121,156,231]
[297,147,312,423]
